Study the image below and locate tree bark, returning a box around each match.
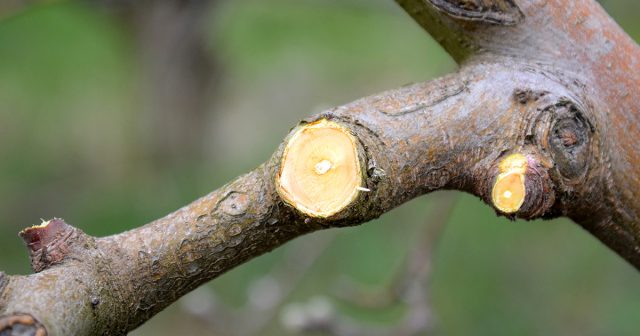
[1,0,639,335]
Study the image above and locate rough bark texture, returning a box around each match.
[1,0,639,335]
[398,0,640,265]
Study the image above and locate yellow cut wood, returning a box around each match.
[492,153,527,214]
[277,119,363,217]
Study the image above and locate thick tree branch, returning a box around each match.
[397,0,640,268]
[1,0,639,335]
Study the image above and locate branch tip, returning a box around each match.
[19,218,69,252]
[18,218,79,272]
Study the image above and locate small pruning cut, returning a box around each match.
[492,153,528,214]
[277,119,363,218]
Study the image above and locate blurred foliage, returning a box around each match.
[0,0,639,335]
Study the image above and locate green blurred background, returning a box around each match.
[0,0,638,335]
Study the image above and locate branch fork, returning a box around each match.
[2,0,640,334]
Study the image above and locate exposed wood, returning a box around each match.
[397,0,640,266]
[491,153,528,214]
[277,119,364,218]
[1,0,639,335]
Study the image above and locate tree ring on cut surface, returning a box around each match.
[492,153,528,214]
[277,119,363,218]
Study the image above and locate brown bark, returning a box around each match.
[397,0,640,265]
[1,0,639,335]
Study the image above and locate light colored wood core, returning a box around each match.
[277,119,362,218]
[492,153,528,214]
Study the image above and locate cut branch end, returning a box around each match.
[492,153,528,214]
[277,119,364,218]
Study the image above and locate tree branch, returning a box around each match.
[1,0,639,335]
[396,0,640,267]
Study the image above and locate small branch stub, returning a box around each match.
[277,119,364,218]
[19,218,77,272]
[491,153,528,214]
